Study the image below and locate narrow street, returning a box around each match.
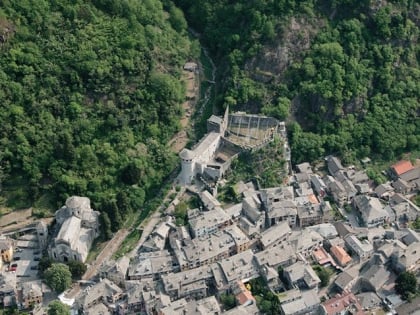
[82,229,129,281]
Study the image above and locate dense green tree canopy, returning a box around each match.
[220,293,236,310]
[44,263,72,293]
[0,0,193,229]
[38,256,53,275]
[395,271,418,301]
[48,300,70,315]
[313,265,331,287]
[176,0,419,164]
[67,260,87,280]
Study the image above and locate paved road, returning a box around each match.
[82,228,129,280]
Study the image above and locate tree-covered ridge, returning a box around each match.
[176,0,419,165]
[289,1,419,163]
[0,0,192,221]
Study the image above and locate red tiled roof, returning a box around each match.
[234,281,255,305]
[308,194,319,204]
[392,160,414,176]
[331,245,352,266]
[322,292,364,315]
[312,247,336,267]
[236,291,255,305]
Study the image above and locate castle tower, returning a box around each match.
[179,149,195,184]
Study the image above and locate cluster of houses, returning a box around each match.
[0,108,419,314]
[55,155,419,314]
[179,107,290,190]
[0,227,51,311]
[0,197,100,312]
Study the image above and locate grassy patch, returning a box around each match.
[330,202,345,221]
[187,194,200,209]
[168,192,177,201]
[249,277,281,314]
[226,136,287,188]
[136,199,159,227]
[0,195,9,212]
[0,207,11,217]
[313,264,334,287]
[32,208,53,219]
[344,204,352,213]
[174,201,189,226]
[1,175,32,209]
[413,195,420,208]
[4,188,31,209]
[122,209,140,229]
[0,308,29,315]
[218,183,240,204]
[85,239,107,264]
[410,217,420,230]
[33,192,56,217]
[134,182,172,227]
[113,229,142,259]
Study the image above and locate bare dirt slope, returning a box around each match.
[0,208,32,227]
[168,68,199,153]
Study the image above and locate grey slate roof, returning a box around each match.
[327,156,344,175]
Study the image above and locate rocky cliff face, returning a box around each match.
[245,17,323,84]
[0,17,15,44]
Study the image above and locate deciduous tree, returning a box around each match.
[395,271,417,301]
[44,263,72,293]
[67,260,87,280]
[48,300,70,315]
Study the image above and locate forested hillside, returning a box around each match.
[176,0,419,165]
[0,0,193,230]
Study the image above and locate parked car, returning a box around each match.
[34,257,40,261]
[33,251,40,255]
[30,266,38,270]
[13,257,21,261]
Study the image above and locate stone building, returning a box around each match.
[19,281,43,310]
[49,196,100,263]
[179,107,284,185]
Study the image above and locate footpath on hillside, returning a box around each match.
[167,65,199,153]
